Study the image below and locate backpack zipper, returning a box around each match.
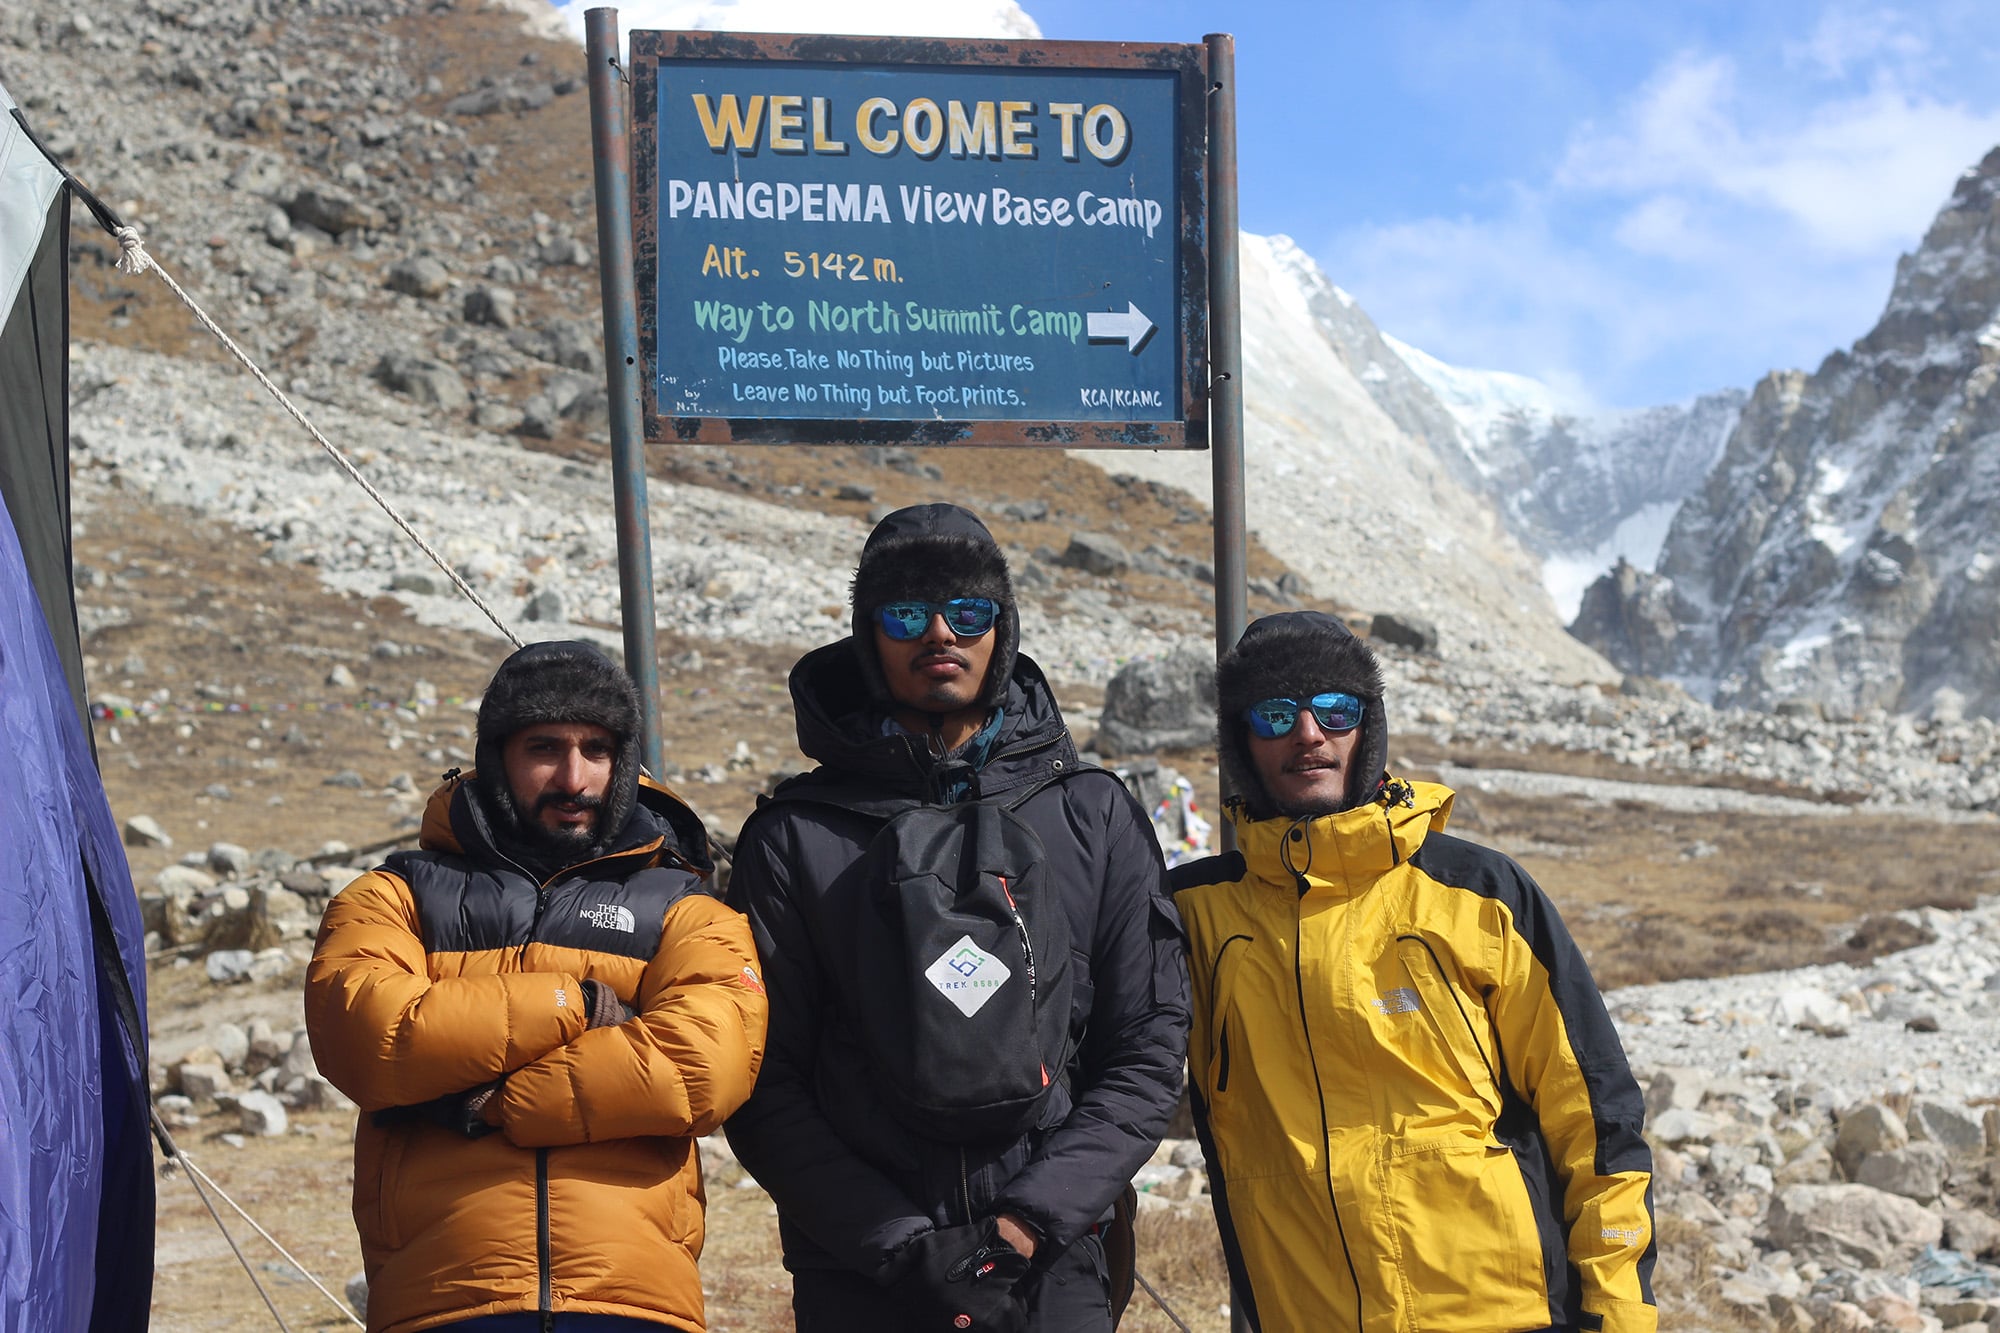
[998,876,1049,1088]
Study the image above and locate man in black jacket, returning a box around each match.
[725,504,1190,1332]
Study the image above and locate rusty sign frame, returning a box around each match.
[629,30,1211,449]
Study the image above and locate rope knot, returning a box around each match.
[113,225,150,275]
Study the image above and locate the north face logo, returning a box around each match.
[580,903,636,933]
[924,934,1012,1018]
[1371,987,1421,1016]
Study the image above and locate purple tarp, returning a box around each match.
[0,479,153,1329]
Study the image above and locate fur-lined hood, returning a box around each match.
[848,503,1018,709]
[1217,611,1388,819]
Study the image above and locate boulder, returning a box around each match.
[386,255,449,300]
[209,1022,250,1073]
[1649,1107,1729,1146]
[205,842,253,878]
[1369,612,1440,654]
[1054,532,1132,577]
[1773,986,1849,1036]
[1943,1208,2000,1260]
[1852,1142,1949,1202]
[1643,1066,1712,1118]
[372,353,470,413]
[463,285,516,329]
[123,815,172,848]
[1834,1102,1910,1176]
[1095,645,1216,756]
[237,1090,289,1137]
[284,187,382,237]
[176,1062,230,1103]
[1910,1099,1987,1160]
[1765,1183,1942,1269]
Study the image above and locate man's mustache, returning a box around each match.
[911,648,971,670]
[534,791,603,815]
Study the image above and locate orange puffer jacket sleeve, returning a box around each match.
[305,870,590,1111]
[495,893,768,1146]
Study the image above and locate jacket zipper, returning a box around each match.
[959,1147,974,1226]
[1210,935,1251,1093]
[536,1147,552,1329]
[1294,902,1363,1328]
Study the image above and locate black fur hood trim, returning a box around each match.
[471,639,644,863]
[848,503,1018,709]
[1217,611,1388,820]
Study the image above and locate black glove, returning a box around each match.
[888,1218,1032,1332]
[582,979,637,1029]
[372,1078,503,1139]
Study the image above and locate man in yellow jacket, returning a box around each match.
[1171,612,1654,1333]
[307,641,767,1333]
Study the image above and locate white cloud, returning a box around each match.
[1559,51,2000,257]
[549,0,1040,41]
[1323,6,2000,406]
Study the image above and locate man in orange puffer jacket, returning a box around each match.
[306,640,767,1333]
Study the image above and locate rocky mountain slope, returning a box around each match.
[1572,148,2000,722]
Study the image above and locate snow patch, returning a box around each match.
[1542,501,1680,622]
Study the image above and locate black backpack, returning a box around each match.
[775,780,1076,1143]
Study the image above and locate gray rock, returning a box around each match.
[1370,612,1440,654]
[1835,1102,1911,1176]
[373,352,470,413]
[237,1090,288,1137]
[1765,1183,1943,1269]
[210,1022,250,1072]
[124,815,172,848]
[1910,1100,1988,1159]
[386,255,449,300]
[206,842,252,878]
[1095,645,1217,755]
[205,949,257,984]
[1943,1209,2000,1260]
[156,864,217,896]
[463,285,517,329]
[282,1029,319,1080]
[522,589,565,622]
[1649,1107,1729,1145]
[1852,1142,1949,1202]
[1773,986,1849,1036]
[1055,532,1132,577]
[326,664,357,689]
[1000,498,1049,522]
[390,571,440,595]
[324,770,366,789]
[176,1063,231,1103]
[284,188,382,237]
[1644,1066,1713,1118]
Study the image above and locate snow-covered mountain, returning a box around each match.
[1373,328,1746,620]
[1571,147,2000,721]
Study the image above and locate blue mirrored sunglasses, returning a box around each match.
[1243,692,1365,739]
[875,598,1000,641]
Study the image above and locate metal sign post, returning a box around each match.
[585,8,665,777]
[1206,30,1248,804]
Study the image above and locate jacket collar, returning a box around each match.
[784,638,1077,805]
[418,771,713,884]
[1227,778,1453,896]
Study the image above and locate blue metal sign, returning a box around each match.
[630,33,1209,448]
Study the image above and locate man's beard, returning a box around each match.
[521,791,603,857]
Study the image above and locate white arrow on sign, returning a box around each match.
[1086,302,1156,355]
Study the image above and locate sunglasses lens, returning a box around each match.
[1246,699,1301,739]
[1307,693,1364,733]
[877,604,929,641]
[943,598,997,636]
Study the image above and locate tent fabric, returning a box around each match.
[0,75,155,1332]
[0,83,86,725]
[0,481,155,1330]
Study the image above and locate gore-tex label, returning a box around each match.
[924,934,1012,1017]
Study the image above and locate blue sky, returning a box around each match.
[564,1,2000,409]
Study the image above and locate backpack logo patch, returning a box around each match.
[925,934,1012,1017]
[580,903,636,933]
